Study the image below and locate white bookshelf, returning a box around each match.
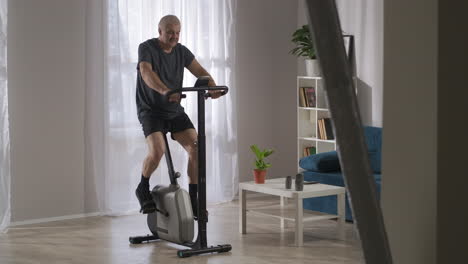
[297,76,336,170]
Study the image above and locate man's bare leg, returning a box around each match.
[142,132,166,177]
[172,128,199,216]
[136,131,166,213]
[172,128,198,183]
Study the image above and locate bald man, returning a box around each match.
[134,15,222,216]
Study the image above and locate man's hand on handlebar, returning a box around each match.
[206,79,223,99]
[207,90,224,99]
[164,79,228,102]
[164,90,181,103]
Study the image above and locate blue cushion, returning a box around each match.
[303,170,382,221]
[299,151,340,172]
[368,151,381,173]
[363,126,381,152]
[363,126,382,173]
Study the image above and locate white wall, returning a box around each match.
[336,0,383,126]
[382,0,438,263]
[8,0,86,222]
[269,0,299,179]
[236,0,298,182]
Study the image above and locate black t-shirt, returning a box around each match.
[136,38,195,121]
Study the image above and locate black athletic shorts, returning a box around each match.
[140,112,195,138]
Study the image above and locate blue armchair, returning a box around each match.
[299,126,382,221]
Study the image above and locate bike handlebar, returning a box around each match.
[166,86,228,98]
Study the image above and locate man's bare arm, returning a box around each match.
[139,62,170,94]
[139,61,179,102]
[186,59,217,86]
[187,58,224,99]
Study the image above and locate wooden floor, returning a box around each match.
[0,196,364,264]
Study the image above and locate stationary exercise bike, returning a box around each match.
[129,77,232,258]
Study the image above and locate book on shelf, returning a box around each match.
[299,87,307,107]
[317,118,322,139]
[316,118,334,140]
[303,146,316,157]
[303,87,316,107]
[321,119,327,139]
[323,118,334,140]
[317,118,325,140]
[317,119,322,139]
[302,88,308,107]
[308,146,316,155]
[299,87,316,108]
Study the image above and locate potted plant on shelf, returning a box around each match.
[290,24,321,76]
[250,144,274,184]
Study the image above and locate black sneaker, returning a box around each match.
[135,185,156,214]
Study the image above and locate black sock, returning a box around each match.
[189,184,197,196]
[139,175,150,189]
[189,184,198,215]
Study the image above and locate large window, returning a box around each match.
[97,0,237,214]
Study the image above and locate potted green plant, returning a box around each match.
[290,24,321,76]
[250,144,274,184]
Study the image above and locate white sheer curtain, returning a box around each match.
[0,0,9,231]
[86,0,237,215]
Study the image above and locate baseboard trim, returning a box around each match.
[10,212,102,227]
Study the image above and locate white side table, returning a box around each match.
[239,178,346,246]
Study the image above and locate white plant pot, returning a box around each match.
[305,59,321,77]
